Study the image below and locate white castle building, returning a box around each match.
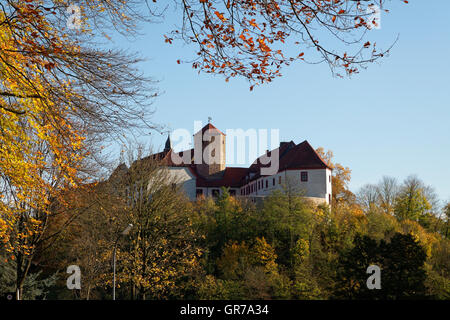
[113,123,332,205]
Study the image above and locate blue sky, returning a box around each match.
[107,1,450,202]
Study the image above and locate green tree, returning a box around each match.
[394,176,432,223]
[443,203,450,239]
[0,255,57,300]
[334,233,427,300]
[291,239,323,299]
[260,187,315,266]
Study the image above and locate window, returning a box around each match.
[266,180,268,188]
[196,189,203,198]
[329,175,331,183]
[301,171,308,182]
[273,178,275,186]
[212,189,220,197]
[329,194,331,204]
[230,189,236,196]
[279,176,282,184]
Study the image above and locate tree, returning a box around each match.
[394,176,432,223]
[291,238,322,299]
[170,0,407,86]
[315,147,358,212]
[261,187,315,266]
[215,237,290,299]
[0,255,57,300]
[334,233,428,300]
[444,203,450,238]
[357,184,380,214]
[0,0,156,299]
[36,181,126,300]
[376,176,400,216]
[109,148,202,300]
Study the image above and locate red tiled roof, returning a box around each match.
[195,167,248,188]
[246,140,330,182]
[196,123,226,136]
[279,141,329,170]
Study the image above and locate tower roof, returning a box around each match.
[195,123,226,136]
[164,134,172,152]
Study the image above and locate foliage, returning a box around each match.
[334,233,428,300]
[0,255,57,300]
[0,0,155,299]
[169,0,408,86]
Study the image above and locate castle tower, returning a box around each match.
[164,134,172,153]
[194,123,226,177]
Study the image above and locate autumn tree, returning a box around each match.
[171,0,407,87]
[0,0,411,300]
[107,147,202,300]
[315,147,358,211]
[357,184,380,213]
[377,176,400,215]
[291,238,322,299]
[394,176,433,223]
[213,237,290,299]
[0,0,157,299]
[35,181,126,300]
[444,203,450,239]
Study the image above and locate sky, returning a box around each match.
[105,1,450,202]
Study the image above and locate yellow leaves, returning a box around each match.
[0,6,89,257]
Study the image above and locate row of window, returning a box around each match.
[196,188,236,198]
[241,171,309,196]
[194,171,324,198]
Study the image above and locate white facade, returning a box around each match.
[165,167,197,200]
[239,168,332,205]
[165,166,332,206]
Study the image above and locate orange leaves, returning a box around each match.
[257,37,271,53]
[214,11,227,23]
[248,19,260,30]
[169,0,397,86]
[164,35,173,44]
[44,62,56,70]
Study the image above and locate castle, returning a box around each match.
[123,122,332,205]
